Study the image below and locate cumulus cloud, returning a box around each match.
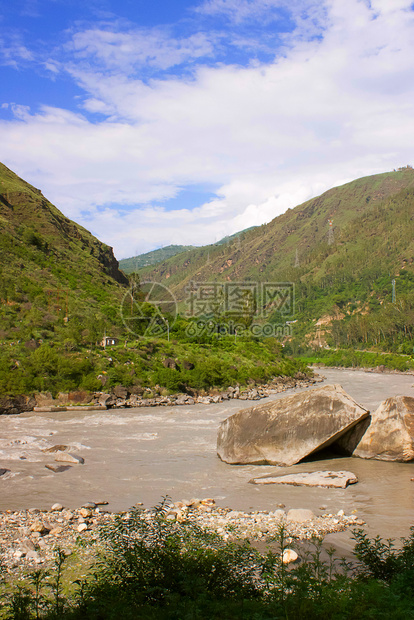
[1,0,414,258]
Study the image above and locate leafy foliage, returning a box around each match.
[2,514,414,619]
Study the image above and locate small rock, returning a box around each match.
[55,453,84,464]
[45,464,72,473]
[14,550,25,559]
[42,445,69,453]
[82,502,97,509]
[79,508,92,518]
[49,527,63,536]
[51,503,63,511]
[282,549,299,564]
[286,509,315,524]
[77,523,88,533]
[19,538,36,553]
[30,520,50,535]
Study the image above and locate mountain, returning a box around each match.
[137,167,414,352]
[119,228,258,274]
[0,162,128,344]
[120,245,194,273]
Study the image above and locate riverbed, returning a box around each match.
[1,369,413,546]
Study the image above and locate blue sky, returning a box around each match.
[1,0,414,258]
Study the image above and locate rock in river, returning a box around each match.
[354,396,414,461]
[250,470,358,488]
[217,384,369,466]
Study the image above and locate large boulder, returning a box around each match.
[217,384,369,466]
[353,396,414,461]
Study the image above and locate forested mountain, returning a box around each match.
[138,168,414,353]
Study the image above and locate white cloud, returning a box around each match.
[1,0,414,259]
[0,35,33,67]
[69,26,216,73]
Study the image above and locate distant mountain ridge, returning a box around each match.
[120,245,194,273]
[120,228,258,273]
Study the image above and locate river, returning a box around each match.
[0,368,413,546]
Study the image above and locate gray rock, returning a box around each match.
[35,392,55,407]
[19,538,36,553]
[42,445,69,453]
[55,452,84,464]
[45,464,72,473]
[217,384,369,465]
[113,385,129,399]
[354,396,414,461]
[25,550,41,563]
[250,470,358,488]
[286,508,314,523]
[98,393,117,407]
[0,468,11,476]
[0,395,36,415]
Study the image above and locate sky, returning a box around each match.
[0,0,414,260]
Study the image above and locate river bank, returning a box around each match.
[0,373,321,415]
[0,497,363,577]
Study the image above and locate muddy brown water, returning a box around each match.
[1,368,413,553]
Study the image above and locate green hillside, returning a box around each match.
[138,167,414,354]
[0,162,128,347]
[120,245,194,273]
[0,163,305,399]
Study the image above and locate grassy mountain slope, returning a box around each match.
[138,168,414,352]
[0,162,128,345]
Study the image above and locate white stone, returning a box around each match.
[282,549,299,564]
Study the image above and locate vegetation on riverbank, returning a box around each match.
[1,502,413,619]
[294,347,414,373]
[0,332,307,399]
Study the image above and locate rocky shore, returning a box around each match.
[0,497,363,576]
[0,373,323,414]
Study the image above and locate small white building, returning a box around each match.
[101,336,119,348]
